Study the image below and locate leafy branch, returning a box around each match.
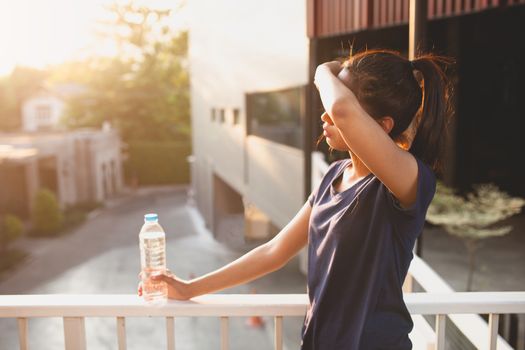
[426,182,524,290]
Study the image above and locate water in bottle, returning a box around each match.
[139,213,168,302]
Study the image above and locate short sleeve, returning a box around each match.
[308,159,346,207]
[308,191,316,206]
[387,157,436,235]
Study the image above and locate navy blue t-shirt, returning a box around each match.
[301,156,436,350]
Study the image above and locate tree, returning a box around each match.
[32,189,63,236]
[62,2,190,142]
[426,182,525,291]
[0,214,24,253]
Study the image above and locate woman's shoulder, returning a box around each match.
[380,154,437,218]
[412,155,437,187]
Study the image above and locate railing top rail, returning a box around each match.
[404,292,525,315]
[0,294,309,318]
[1,292,524,318]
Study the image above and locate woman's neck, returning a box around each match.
[347,151,372,179]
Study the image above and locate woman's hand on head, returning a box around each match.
[314,60,362,124]
[314,61,342,86]
[319,61,342,75]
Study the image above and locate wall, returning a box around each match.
[76,130,123,203]
[188,0,309,231]
[246,136,304,228]
[0,130,123,214]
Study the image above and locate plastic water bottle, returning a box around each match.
[139,213,168,302]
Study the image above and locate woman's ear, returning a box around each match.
[377,116,395,134]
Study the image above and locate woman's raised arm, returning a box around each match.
[314,62,419,209]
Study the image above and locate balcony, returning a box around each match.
[2,155,524,349]
[2,255,524,350]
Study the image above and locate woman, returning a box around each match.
[141,49,452,349]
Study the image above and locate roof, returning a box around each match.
[0,145,39,163]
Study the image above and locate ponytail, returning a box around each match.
[343,49,454,173]
[409,55,454,173]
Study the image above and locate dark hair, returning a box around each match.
[341,49,454,173]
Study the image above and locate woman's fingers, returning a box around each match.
[324,60,342,74]
[151,273,173,284]
[138,270,172,279]
[139,270,189,299]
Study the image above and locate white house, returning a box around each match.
[21,84,86,132]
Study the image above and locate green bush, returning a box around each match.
[124,141,191,185]
[31,189,63,236]
[0,214,24,252]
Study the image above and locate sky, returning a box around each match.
[0,0,185,76]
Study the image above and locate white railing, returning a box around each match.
[1,292,525,350]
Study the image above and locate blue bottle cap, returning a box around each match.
[144,213,158,222]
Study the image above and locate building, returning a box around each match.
[0,129,123,218]
[187,0,309,244]
[187,0,525,241]
[21,84,86,132]
[304,0,525,198]
[187,2,524,347]
[0,84,123,218]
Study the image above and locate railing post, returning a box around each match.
[435,314,446,350]
[116,317,127,350]
[488,313,499,350]
[274,316,283,350]
[220,316,229,350]
[63,317,86,350]
[17,317,28,350]
[518,314,525,350]
[166,317,175,350]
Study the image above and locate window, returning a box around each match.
[219,109,226,123]
[246,85,305,148]
[232,108,240,125]
[211,108,216,122]
[36,105,52,124]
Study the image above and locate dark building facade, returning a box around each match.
[305,0,525,197]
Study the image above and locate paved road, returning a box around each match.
[0,187,306,350]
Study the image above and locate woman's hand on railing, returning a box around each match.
[138,270,193,301]
[152,270,193,300]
